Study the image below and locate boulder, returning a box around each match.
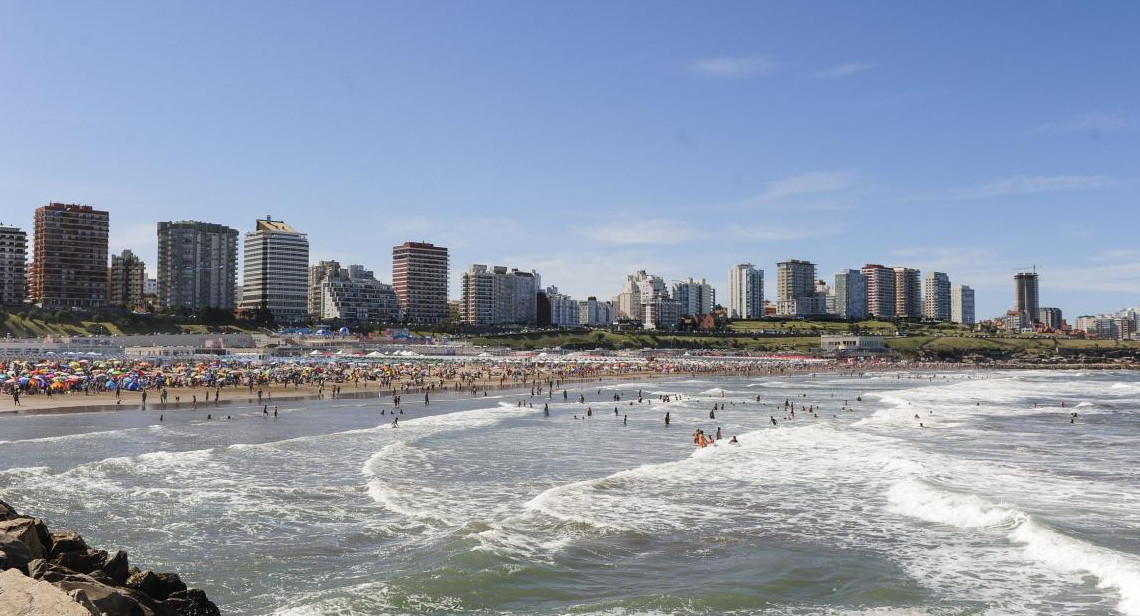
[0,567,97,616]
[0,518,47,560]
[165,588,221,616]
[0,500,19,521]
[48,531,88,558]
[0,536,34,571]
[50,549,108,575]
[31,519,54,556]
[29,560,159,616]
[125,570,187,602]
[103,550,131,585]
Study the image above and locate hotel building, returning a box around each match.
[240,217,309,323]
[392,242,449,325]
[0,224,27,305]
[727,263,764,319]
[156,221,239,311]
[29,203,109,308]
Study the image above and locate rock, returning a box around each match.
[154,572,187,600]
[126,569,186,601]
[0,536,34,571]
[0,501,19,521]
[103,550,131,585]
[0,518,47,560]
[31,519,54,556]
[67,588,102,615]
[165,588,220,616]
[0,567,97,616]
[48,531,88,559]
[29,560,159,616]
[50,549,108,575]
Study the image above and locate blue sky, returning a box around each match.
[1,1,1137,319]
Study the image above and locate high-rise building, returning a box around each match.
[240,217,309,323]
[727,263,763,319]
[776,259,824,316]
[642,297,681,330]
[894,267,922,318]
[861,264,895,319]
[29,203,109,308]
[513,269,540,326]
[617,270,664,319]
[392,242,449,325]
[671,277,715,317]
[460,265,539,326]
[544,286,580,328]
[834,269,867,320]
[579,296,615,327]
[922,272,951,321]
[157,221,239,311]
[108,250,146,308]
[0,224,27,305]
[308,261,399,323]
[951,285,975,325]
[1015,272,1040,325]
[615,270,679,329]
[1038,307,1063,330]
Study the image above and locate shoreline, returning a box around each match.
[3,359,1133,417]
[0,360,977,416]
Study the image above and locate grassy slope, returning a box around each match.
[1,314,255,338]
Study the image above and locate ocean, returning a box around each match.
[1,369,1137,615]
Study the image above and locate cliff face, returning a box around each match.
[0,500,219,616]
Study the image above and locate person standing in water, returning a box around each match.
[665,412,671,426]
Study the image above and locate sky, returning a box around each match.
[0,1,1137,319]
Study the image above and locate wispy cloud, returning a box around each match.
[804,62,878,79]
[730,222,846,242]
[760,171,861,200]
[911,174,1118,201]
[576,219,708,245]
[709,171,864,213]
[689,55,782,78]
[1031,112,1129,136]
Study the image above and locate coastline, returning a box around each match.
[4,357,1134,417]
[1,360,940,416]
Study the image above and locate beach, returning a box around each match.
[1,355,897,415]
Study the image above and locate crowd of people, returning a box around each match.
[1,354,962,411]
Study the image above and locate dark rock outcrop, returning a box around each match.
[0,500,219,616]
[48,531,88,558]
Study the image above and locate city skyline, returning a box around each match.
[1,3,1137,317]
[8,205,1140,324]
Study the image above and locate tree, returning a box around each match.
[254,301,276,329]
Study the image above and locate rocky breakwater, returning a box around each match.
[0,499,219,615]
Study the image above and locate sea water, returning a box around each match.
[1,369,1138,615]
